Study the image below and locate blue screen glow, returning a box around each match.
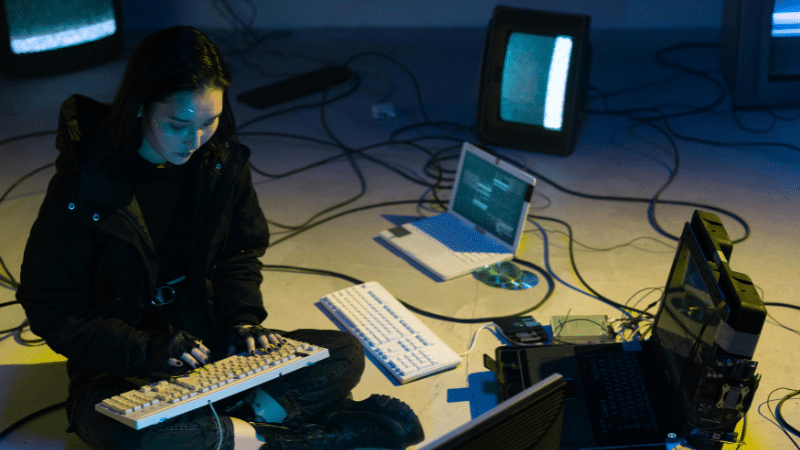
[3,0,116,54]
[773,0,800,37]
[500,32,573,131]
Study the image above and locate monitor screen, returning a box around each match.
[722,0,800,106]
[500,33,572,131]
[0,0,123,77]
[651,210,766,435]
[771,0,800,36]
[450,150,532,247]
[770,0,800,78]
[655,228,726,405]
[477,6,591,156]
[418,373,566,450]
[3,0,116,54]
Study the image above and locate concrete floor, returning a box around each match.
[0,26,798,449]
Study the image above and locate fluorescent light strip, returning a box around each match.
[773,11,800,25]
[772,11,800,37]
[10,18,116,54]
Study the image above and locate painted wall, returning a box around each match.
[121,0,725,30]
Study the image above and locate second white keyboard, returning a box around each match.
[320,281,462,384]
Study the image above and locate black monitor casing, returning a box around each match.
[0,0,123,78]
[721,0,800,108]
[652,210,766,441]
[418,373,566,450]
[477,6,591,156]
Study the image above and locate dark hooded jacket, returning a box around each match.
[16,94,270,377]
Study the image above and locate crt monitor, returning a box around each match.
[477,6,591,156]
[0,0,123,78]
[721,0,800,107]
[417,373,566,450]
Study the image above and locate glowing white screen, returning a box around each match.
[499,33,572,131]
[772,0,800,37]
[543,36,572,130]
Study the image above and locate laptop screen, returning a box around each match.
[418,373,565,450]
[655,229,725,398]
[450,144,534,247]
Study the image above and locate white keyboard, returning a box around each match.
[95,338,329,429]
[320,281,461,384]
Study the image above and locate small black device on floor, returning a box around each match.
[494,315,547,344]
[237,65,354,109]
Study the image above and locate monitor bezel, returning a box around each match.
[418,372,565,450]
[476,5,591,156]
[721,0,800,107]
[0,0,124,78]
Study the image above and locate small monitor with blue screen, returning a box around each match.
[477,6,591,156]
[500,33,572,131]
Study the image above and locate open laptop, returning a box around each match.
[418,373,566,450]
[379,141,536,281]
[485,210,766,449]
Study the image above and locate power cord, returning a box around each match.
[261,259,556,324]
[766,387,800,450]
[0,401,66,443]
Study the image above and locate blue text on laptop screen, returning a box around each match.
[500,32,573,131]
[451,152,529,247]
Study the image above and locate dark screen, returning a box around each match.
[655,234,724,407]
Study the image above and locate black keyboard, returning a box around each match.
[581,352,660,434]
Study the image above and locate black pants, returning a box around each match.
[66,329,364,450]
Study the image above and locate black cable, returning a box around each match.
[0,401,66,442]
[341,52,434,124]
[513,160,752,244]
[262,258,555,324]
[586,42,726,121]
[0,159,55,290]
[0,130,57,147]
[261,264,364,285]
[532,214,653,318]
[765,302,800,312]
[577,42,754,243]
[267,199,436,246]
[777,390,800,439]
[768,387,800,450]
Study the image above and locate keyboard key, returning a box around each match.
[95,338,329,430]
[320,281,461,384]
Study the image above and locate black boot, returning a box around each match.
[252,395,424,450]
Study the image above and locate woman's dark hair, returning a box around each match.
[108,26,237,160]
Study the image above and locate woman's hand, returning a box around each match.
[226,324,285,356]
[135,330,211,379]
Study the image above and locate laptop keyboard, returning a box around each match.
[581,352,660,433]
[404,223,498,263]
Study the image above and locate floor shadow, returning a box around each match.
[0,361,91,449]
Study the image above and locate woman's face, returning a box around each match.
[139,86,224,165]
